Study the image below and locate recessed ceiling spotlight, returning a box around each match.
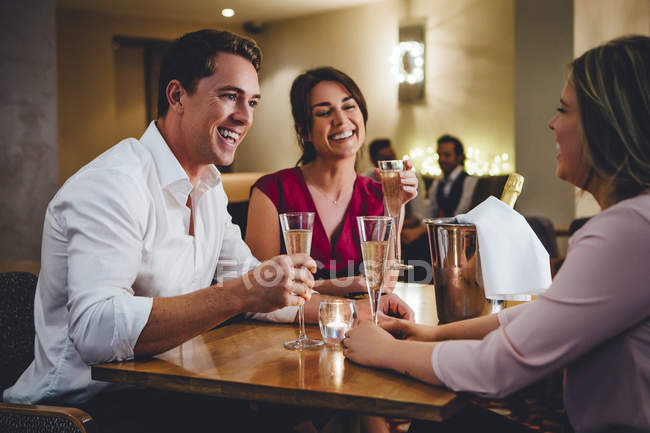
[221,8,235,18]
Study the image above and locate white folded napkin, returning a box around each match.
[455,196,551,301]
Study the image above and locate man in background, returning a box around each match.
[424,134,477,218]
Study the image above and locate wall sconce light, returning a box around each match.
[390,41,425,84]
[392,21,426,103]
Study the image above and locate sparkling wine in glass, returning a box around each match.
[357,216,393,324]
[279,212,323,350]
[378,160,413,270]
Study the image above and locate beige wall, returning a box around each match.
[514,0,574,228]
[56,8,242,183]
[575,0,650,56]
[236,0,515,174]
[1,0,58,260]
[58,1,516,188]
[573,0,650,217]
[114,46,147,140]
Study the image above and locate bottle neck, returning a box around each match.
[499,173,524,208]
[500,190,520,208]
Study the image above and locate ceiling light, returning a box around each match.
[221,8,235,18]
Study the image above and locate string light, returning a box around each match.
[403,145,512,176]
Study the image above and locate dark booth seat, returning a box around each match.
[0,272,98,433]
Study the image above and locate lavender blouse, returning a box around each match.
[432,192,650,432]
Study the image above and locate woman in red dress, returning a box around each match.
[247,67,417,295]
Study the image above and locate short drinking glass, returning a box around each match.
[318,299,358,345]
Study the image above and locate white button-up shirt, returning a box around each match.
[4,122,295,405]
[425,166,477,218]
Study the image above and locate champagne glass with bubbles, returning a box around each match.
[279,212,324,350]
[378,160,413,270]
[357,216,393,324]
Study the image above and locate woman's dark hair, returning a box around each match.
[157,29,261,118]
[290,67,368,165]
[571,35,650,204]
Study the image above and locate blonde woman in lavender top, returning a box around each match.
[342,35,650,433]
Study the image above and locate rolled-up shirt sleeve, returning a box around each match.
[432,203,650,399]
[59,170,153,364]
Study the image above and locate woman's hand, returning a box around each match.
[342,320,397,368]
[376,160,418,205]
[399,159,419,205]
[356,292,415,323]
[344,320,444,386]
[380,317,438,341]
[382,269,399,293]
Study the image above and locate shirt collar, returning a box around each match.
[140,121,222,204]
[196,164,221,194]
[444,165,464,183]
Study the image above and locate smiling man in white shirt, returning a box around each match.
[3,30,319,429]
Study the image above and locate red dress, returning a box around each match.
[252,167,384,279]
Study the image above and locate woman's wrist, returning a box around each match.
[426,324,442,341]
[375,336,404,370]
[388,340,441,385]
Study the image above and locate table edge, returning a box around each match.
[92,365,465,422]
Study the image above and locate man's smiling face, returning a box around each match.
[180,52,260,166]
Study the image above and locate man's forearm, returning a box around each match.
[313,276,363,297]
[301,293,336,324]
[134,281,245,357]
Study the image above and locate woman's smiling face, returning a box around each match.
[307,80,365,161]
[548,79,591,188]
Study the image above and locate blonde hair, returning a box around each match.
[571,35,650,204]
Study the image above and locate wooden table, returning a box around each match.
[92,283,466,422]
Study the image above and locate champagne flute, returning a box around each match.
[279,212,324,350]
[378,160,413,270]
[357,216,393,324]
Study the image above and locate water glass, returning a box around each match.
[318,299,358,345]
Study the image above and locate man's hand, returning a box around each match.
[356,292,414,323]
[380,317,438,341]
[240,254,316,313]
